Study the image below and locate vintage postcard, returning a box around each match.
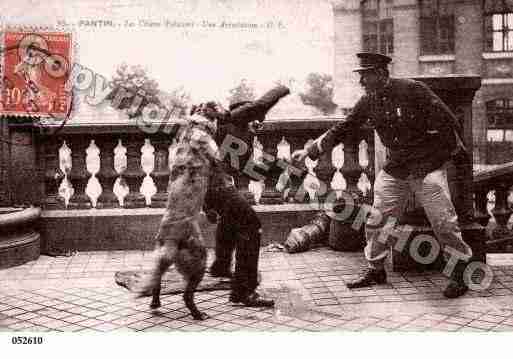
[0,0,512,357]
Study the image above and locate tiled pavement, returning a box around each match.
[2,248,513,332]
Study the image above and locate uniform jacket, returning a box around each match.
[307,78,465,179]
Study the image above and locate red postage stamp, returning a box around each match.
[1,30,72,118]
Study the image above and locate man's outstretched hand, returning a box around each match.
[291,149,308,164]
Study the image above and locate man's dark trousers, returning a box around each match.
[206,177,262,296]
[211,216,236,276]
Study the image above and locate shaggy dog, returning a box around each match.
[138,103,222,320]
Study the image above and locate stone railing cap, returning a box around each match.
[409,74,482,91]
[474,161,513,185]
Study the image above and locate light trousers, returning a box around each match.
[365,166,472,269]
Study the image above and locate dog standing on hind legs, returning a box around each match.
[137,108,221,320]
[148,222,208,320]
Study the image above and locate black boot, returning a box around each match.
[230,291,275,308]
[230,226,272,307]
[346,269,387,289]
[443,261,469,299]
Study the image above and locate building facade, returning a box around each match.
[332,0,513,165]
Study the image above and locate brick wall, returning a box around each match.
[331,0,513,165]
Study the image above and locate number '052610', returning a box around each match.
[11,336,43,344]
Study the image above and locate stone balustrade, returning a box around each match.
[16,118,374,211]
[474,162,513,251]
[2,117,374,253]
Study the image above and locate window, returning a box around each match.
[487,129,505,141]
[362,0,394,55]
[486,98,513,142]
[484,0,513,51]
[419,0,455,55]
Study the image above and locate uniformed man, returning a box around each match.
[292,52,472,299]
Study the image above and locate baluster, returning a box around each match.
[340,138,361,196]
[330,143,346,199]
[124,138,146,208]
[248,137,265,204]
[315,138,336,204]
[474,187,491,227]
[487,190,495,216]
[113,139,129,207]
[96,138,119,208]
[364,129,376,202]
[139,139,157,206]
[44,139,64,209]
[490,182,513,249]
[260,136,283,204]
[279,131,310,204]
[290,138,318,204]
[248,179,264,204]
[275,136,291,201]
[58,141,74,208]
[357,139,372,199]
[302,139,321,203]
[151,140,171,207]
[68,137,91,208]
[85,140,102,208]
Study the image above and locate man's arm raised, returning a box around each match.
[228,85,290,125]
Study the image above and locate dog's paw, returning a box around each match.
[192,312,209,321]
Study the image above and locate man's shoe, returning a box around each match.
[346,269,387,289]
[443,279,468,299]
[230,291,274,307]
[443,260,470,299]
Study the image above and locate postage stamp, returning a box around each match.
[1,30,72,117]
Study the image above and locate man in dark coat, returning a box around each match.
[292,52,472,299]
[203,85,290,307]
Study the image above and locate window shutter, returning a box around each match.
[363,21,378,52]
[484,15,494,51]
[439,15,455,53]
[420,17,437,54]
